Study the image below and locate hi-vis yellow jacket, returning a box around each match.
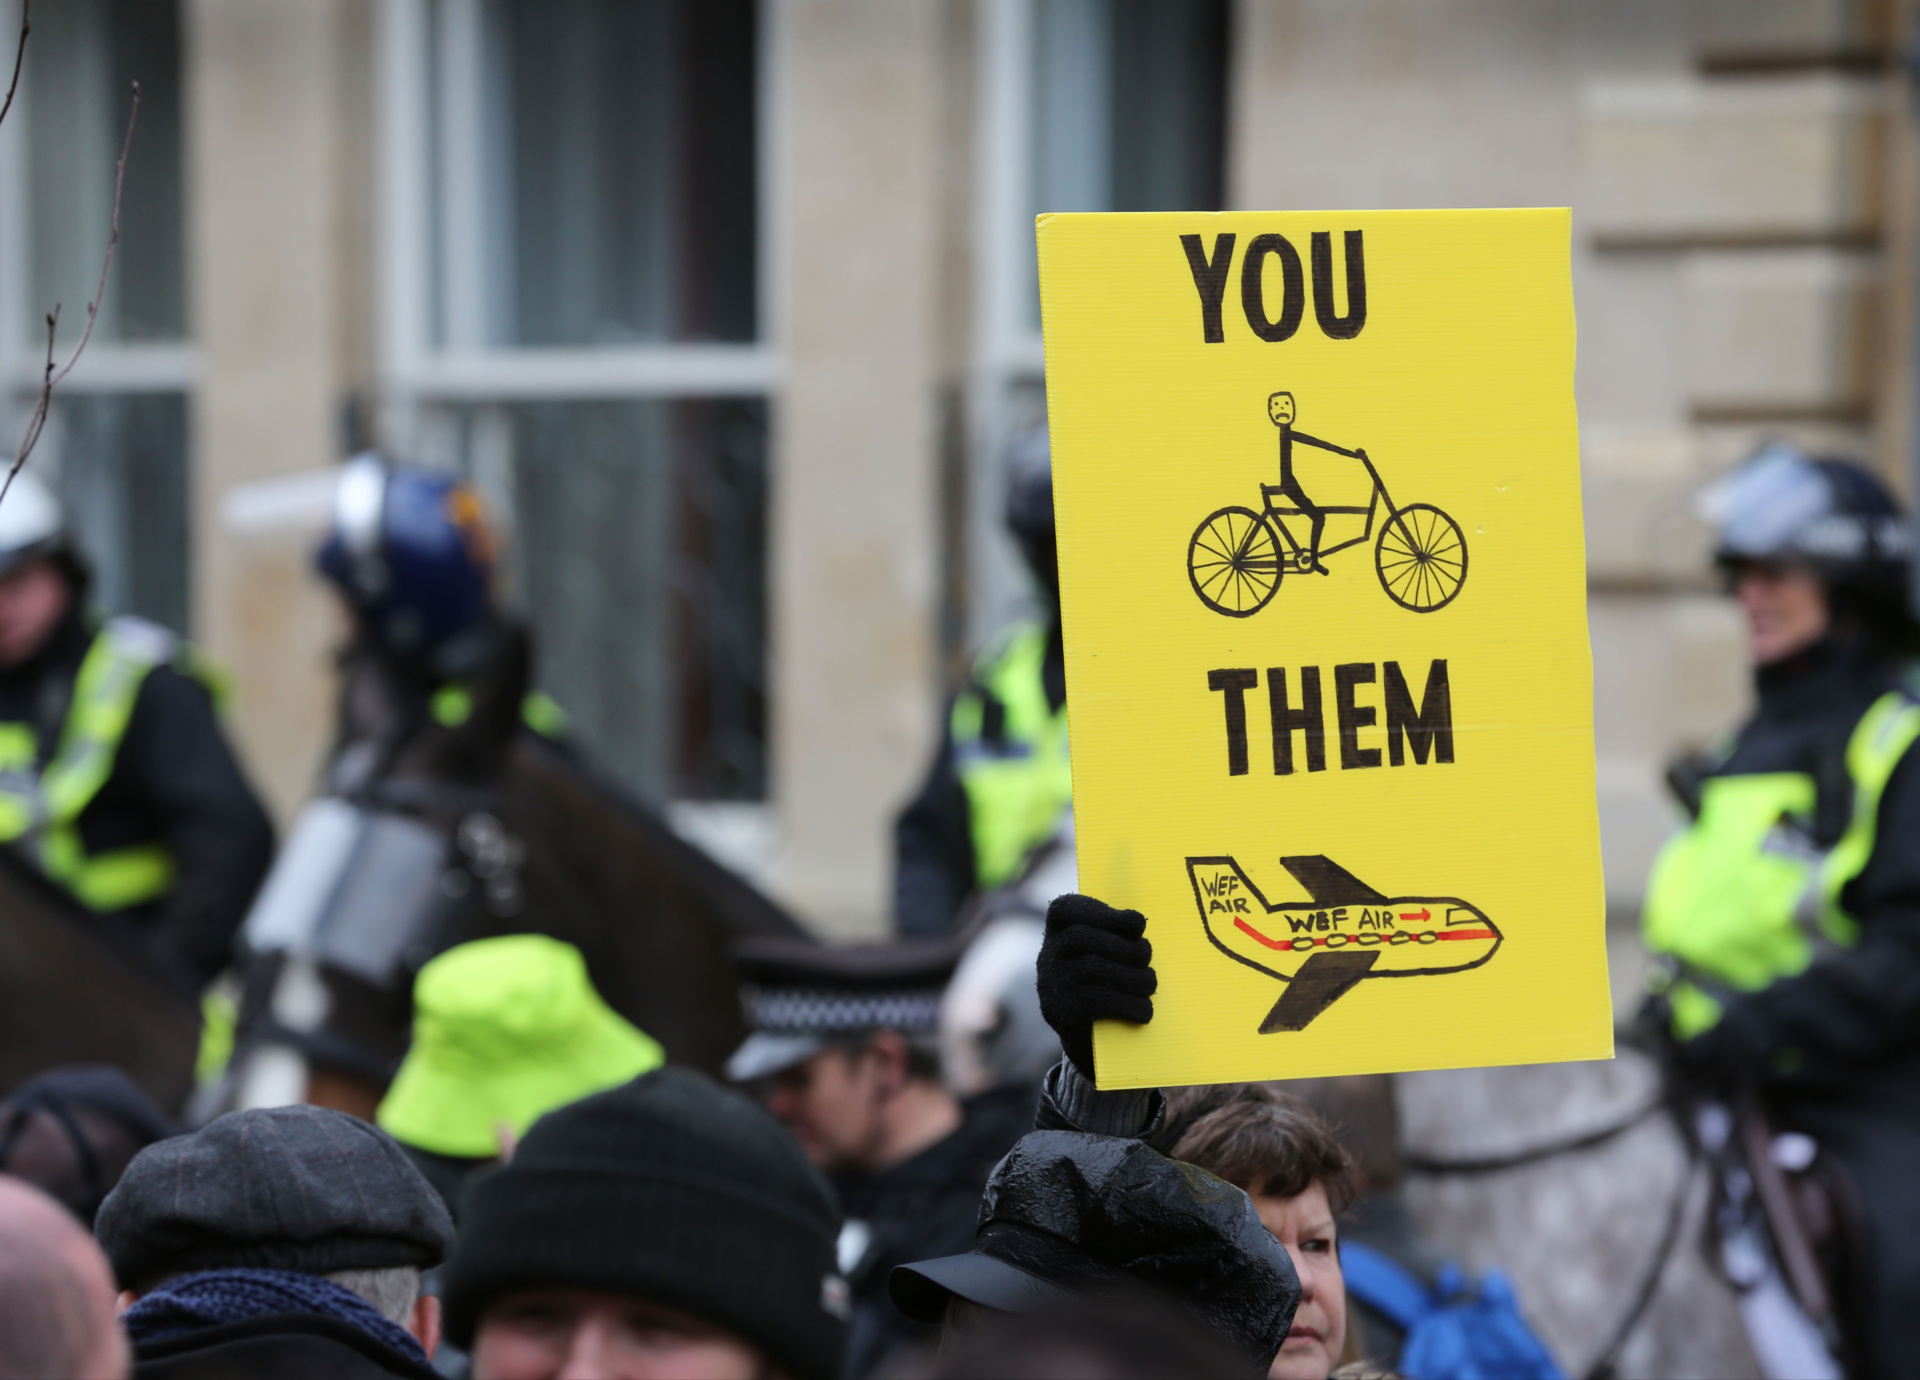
[950,622,1074,891]
[1643,688,1920,1040]
[0,616,207,911]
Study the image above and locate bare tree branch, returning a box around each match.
[1,78,139,507]
[0,0,29,133]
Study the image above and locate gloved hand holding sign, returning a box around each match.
[1035,894,1158,1079]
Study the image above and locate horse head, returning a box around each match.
[222,625,807,1123]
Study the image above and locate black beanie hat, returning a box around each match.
[441,1068,848,1380]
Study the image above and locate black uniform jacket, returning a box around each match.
[0,608,274,989]
[1685,635,1920,1103]
[1680,633,1920,1379]
[834,1082,1035,1379]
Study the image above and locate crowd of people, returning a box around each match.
[0,894,1465,1380]
[0,425,1915,1378]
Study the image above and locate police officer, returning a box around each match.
[315,455,565,787]
[726,937,1033,1379]
[895,429,1070,936]
[1642,443,1920,1378]
[0,470,272,989]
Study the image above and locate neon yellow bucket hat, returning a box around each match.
[377,934,664,1158]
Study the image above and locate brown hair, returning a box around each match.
[1166,1083,1359,1212]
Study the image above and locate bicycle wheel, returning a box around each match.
[1375,503,1468,612]
[1189,506,1283,617]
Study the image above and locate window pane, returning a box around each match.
[1109,0,1227,212]
[45,392,190,635]
[460,0,758,347]
[26,0,184,345]
[1032,0,1113,219]
[1025,0,1226,325]
[459,397,767,802]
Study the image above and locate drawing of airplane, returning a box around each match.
[1186,854,1501,1033]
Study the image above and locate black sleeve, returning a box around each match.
[1033,1059,1164,1137]
[1707,744,1920,1085]
[118,666,276,985]
[891,709,976,938]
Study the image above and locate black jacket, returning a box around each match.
[0,607,274,988]
[132,1314,441,1380]
[834,1083,1034,1378]
[1681,636,1920,1100]
[1677,635,1920,1380]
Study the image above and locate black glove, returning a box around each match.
[1036,893,1157,1078]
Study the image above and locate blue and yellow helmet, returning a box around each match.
[316,454,499,667]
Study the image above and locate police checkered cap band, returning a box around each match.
[746,986,944,1036]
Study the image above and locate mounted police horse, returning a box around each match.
[215,626,805,1122]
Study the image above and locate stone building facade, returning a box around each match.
[2,0,1911,935]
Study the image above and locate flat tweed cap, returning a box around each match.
[95,1105,454,1290]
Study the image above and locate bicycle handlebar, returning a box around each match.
[1353,448,1396,514]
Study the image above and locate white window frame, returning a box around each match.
[968,0,1231,651]
[0,0,195,410]
[372,0,781,830]
[373,0,780,438]
[966,0,1049,653]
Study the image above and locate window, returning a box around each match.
[426,0,755,349]
[1026,0,1226,324]
[1,0,190,633]
[42,393,188,633]
[417,396,767,802]
[967,0,1227,646]
[382,0,769,803]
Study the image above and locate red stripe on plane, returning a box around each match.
[1232,918,1495,950]
[1234,917,1291,950]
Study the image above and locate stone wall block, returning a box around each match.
[1589,592,1747,904]
[1582,468,1716,588]
[1581,429,1708,588]
[1684,248,1878,415]
[1582,78,1884,244]
[1693,0,1891,60]
[770,0,946,938]
[186,0,364,823]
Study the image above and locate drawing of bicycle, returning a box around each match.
[1186,394,1468,616]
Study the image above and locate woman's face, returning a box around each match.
[1731,560,1829,666]
[1249,1181,1345,1380]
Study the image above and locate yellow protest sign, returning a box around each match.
[1038,209,1611,1088]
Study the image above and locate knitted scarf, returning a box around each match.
[122,1266,429,1365]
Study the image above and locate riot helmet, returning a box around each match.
[315,454,501,678]
[1005,426,1057,603]
[1698,442,1915,646]
[0,469,72,579]
[0,468,92,602]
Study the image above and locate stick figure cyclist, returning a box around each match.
[1187,391,1468,616]
[1268,390,1337,575]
